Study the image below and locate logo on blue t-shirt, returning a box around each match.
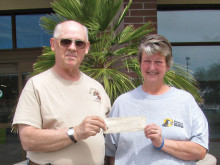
[162,118,184,128]
[162,118,173,127]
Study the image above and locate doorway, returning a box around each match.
[0,63,24,164]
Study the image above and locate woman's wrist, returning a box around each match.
[154,138,164,150]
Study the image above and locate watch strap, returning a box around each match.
[67,127,77,143]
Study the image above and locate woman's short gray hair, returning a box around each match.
[137,34,173,67]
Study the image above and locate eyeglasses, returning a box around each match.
[54,38,87,49]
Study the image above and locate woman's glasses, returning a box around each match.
[54,38,87,49]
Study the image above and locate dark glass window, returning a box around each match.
[0,16,12,49]
[0,10,52,50]
[0,74,23,164]
[172,46,220,139]
[0,73,18,123]
[16,14,51,48]
[158,10,220,42]
[158,7,220,161]
[172,46,220,78]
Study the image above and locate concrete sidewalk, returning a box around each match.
[14,154,217,165]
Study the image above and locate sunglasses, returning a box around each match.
[54,38,87,49]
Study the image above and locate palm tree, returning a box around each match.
[31,0,202,103]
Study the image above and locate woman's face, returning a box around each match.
[141,51,169,85]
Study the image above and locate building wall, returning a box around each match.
[0,0,52,10]
[157,0,220,4]
[124,0,157,32]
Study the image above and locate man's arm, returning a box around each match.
[19,116,106,152]
[19,124,71,152]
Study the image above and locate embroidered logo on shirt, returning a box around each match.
[162,118,184,128]
[89,88,101,102]
[162,118,173,127]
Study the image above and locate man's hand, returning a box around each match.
[74,116,106,140]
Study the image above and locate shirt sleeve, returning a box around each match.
[12,79,42,129]
[105,133,118,157]
[190,99,209,150]
[102,89,111,117]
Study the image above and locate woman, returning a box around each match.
[105,34,208,165]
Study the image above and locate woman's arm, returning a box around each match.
[145,123,207,161]
[162,139,207,160]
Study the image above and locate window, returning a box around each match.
[16,14,51,48]
[0,65,23,164]
[158,10,220,42]
[0,16,12,49]
[172,46,220,80]
[158,4,220,161]
[0,9,53,50]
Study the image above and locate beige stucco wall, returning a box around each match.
[0,0,53,10]
[1,0,220,10]
[158,0,220,4]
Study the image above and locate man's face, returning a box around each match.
[141,51,169,84]
[50,21,90,71]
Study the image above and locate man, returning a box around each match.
[13,20,111,165]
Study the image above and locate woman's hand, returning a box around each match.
[144,123,163,148]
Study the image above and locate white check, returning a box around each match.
[104,116,146,134]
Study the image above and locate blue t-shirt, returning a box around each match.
[105,86,209,165]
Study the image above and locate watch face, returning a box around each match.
[68,129,74,135]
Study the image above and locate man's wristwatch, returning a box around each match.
[67,127,77,143]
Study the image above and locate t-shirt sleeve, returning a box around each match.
[190,99,209,150]
[105,133,118,157]
[12,79,42,130]
[103,90,111,116]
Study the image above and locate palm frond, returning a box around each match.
[113,0,132,31]
[95,0,123,31]
[115,23,153,45]
[114,46,138,56]
[82,68,135,102]
[51,0,84,23]
[40,13,67,35]
[31,0,202,104]
[29,47,55,77]
[165,64,202,103]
